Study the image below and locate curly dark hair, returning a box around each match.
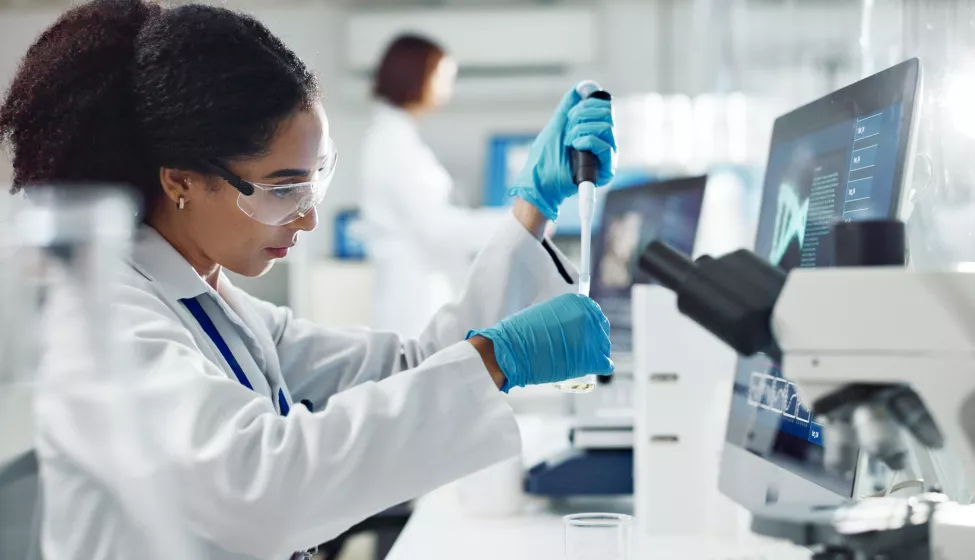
[0,0,319,214]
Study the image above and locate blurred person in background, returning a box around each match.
[0,1,616,558]
[361,35,508,338]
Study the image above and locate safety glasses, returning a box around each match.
[202,139,338,227]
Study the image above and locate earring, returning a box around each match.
[178,197,185,210]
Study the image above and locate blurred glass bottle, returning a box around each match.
[4,187,207,560]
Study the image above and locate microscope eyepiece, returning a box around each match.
[639,241,694,292]
[639,242,787,361]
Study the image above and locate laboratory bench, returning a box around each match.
[385,483,809,560]
[386,414,633,560]
[386,480,631,560]
[383,413,807,560]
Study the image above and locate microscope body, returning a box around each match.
[774,268,975,558]
[774,267,975,485]
[640,238,975,557]
[774,268,975,484]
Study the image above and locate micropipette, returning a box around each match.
[553,81,612,395]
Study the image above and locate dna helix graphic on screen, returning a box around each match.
[768,181,809,267]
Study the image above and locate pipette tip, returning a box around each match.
[578,275,591,297]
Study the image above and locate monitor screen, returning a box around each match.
[554,170,656,235]
[483,133,656,236]
[483,134,536,207]
[723,59,920,501]
[590,176,707,356]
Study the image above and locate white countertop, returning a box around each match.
[385,483,566,560]
[385,415,811,560]
[386,414,628,560]
[384,483,808,560]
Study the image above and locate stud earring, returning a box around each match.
[178,197,185,210]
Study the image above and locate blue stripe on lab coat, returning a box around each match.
[278,389,290,416]
[181,297,293,416]
[180,297,254,390]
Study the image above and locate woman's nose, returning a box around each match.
[291,206,318,232]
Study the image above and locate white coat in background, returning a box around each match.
[34,213,574,560]
[361,102,507,338]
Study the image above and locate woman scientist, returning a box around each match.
[0,0,616,559]
[361,35,508,337]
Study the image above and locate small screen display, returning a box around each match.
[590,176,706,355]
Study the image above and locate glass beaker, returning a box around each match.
[563,512,633,560]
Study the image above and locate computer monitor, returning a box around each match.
[590,176,707,361]
[719,58,921,515]
[554,170,656,236]
[483,133,656,236]
[483,134,536,207]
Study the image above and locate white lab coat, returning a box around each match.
[361,102,508,338]
[34,213,574,560]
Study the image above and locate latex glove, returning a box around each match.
[508,84,617,220]
[467,293,613,392]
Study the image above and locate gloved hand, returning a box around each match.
[467,293,613,392]
[508,84,617,220]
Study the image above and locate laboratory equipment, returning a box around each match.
[716,57,921,516]
[525,176,708,497]
[631,285,740,540]
[626,58,925,559]
[550,170,656,263]
[1,186,211,559]
[563,513,633,560]
[631,287,815,558]
[639,217,975,558]
[589,175,706,374]
[555,80,612,395]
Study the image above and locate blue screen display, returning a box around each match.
[726,102,904,497]
[754,103,903,269]
[483,134,536,207]
[590,177,706,355]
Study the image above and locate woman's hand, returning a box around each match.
[508,84,617,221]
[467,293,613,392]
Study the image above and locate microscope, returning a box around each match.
[639,220,975,559]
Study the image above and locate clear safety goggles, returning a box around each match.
[203,140,338,227]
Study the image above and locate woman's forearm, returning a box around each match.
[468,335,506,389]
[511,198,548,240]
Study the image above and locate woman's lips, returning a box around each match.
[265,246,290,258]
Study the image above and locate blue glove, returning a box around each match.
[508,84,617,220]
[467,293,613,392]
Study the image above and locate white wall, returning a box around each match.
[0,0,864,250]
[0,0,866,315]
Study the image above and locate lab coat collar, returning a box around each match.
[129,226,215,301]
[374,101,417,128]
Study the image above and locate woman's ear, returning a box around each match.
[159,167,207,206]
